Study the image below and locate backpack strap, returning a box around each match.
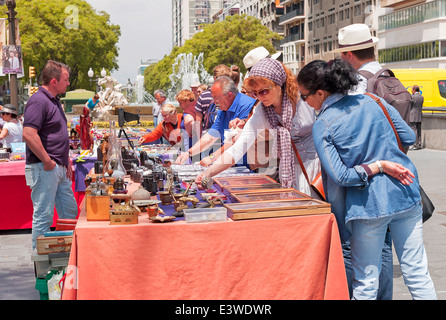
[359,68,395,79]
[364,93,404,152]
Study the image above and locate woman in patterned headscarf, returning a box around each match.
[196,58,320,197]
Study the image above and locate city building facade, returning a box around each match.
[378,0,446,69]
[172,0,235,47]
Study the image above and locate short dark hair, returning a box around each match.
[350,47,376,61]
[41,60,70,86]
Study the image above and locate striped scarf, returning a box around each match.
[249,58,295,188]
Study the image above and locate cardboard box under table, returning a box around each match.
[61,180,348,300]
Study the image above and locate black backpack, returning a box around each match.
[359,68,412,126]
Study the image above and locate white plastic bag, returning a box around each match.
[47,270,64,300]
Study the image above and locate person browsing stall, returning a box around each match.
[175,76,255,164]
[138,103,186,148]
[196,58,320,196]
[297,59,436,300]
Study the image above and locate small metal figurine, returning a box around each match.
[113,177,128,194]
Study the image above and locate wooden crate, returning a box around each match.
[36,235,73,255]
[86,195,111,221]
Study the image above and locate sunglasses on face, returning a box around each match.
[300,91,314,102]
[251,86,272,99]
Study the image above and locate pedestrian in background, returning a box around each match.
[410,85,424,150]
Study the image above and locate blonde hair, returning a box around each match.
[213,64,232,79]
[160,103,177,115]
[175,89,195,102]
[243,63,298,105]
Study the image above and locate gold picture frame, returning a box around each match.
[230,188,311,203]
[213,175,278,193]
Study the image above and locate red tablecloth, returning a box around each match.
[62,187,349,300]
[0,161,83,230]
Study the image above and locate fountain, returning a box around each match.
[167,52,212,101]
[132,75,156,105]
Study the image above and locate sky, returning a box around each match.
[85,0,173,85]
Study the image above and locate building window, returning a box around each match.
[379,41,441,64]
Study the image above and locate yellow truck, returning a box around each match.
[392,68,446,108]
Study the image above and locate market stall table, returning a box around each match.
[0,160,83,230]
[62,181,349,300]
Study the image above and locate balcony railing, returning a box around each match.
[280,33,305,45]
[279,8,305,24]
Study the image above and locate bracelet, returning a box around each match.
[375,160,384,173]
[209,153,215,159]
[188,149,193,157]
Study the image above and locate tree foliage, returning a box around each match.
[0,0,120,90]
[144,14,282,94]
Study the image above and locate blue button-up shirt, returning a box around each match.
[207,92,255,142]
[313,93,418,242]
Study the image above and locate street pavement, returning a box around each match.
[0,148,445,300]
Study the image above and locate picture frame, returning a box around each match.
[224,198,331,220]
[213,175,278,192]
[230,188,311,203]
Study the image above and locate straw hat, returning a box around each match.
[0,104,18,115]
[243,46,281,69]
[335,24,379,53]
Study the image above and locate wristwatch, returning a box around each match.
[375,160,384,173]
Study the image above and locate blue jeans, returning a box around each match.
[350,203,437,300]
[342,233,393,300]
[25,162,78,250]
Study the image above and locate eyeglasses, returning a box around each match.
[300,91,314,102]
[251,86,272,99]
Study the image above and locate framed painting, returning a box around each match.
[230,188,311,203]
[213,175,278,192]
[224,198,331,220]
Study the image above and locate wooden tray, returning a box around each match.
[224,198,331,220]
[230,188,311,203]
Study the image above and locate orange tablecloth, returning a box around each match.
[62,198,349,300]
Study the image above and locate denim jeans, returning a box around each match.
[350,203,437,300]
[25,162,78,250]
[342,232,393,300]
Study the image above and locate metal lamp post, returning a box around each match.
[6,0,18,108]
[88,67,107,92]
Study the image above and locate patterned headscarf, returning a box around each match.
[248,58,295,188]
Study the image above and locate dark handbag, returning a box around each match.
[365,93,435,222]
[291,140,326,201]
[420,185,435,223]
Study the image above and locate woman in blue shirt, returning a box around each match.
[297,59,436,300]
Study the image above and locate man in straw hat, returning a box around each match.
[243,46,282,74]
[336,23,394,300]
[336,23,380,94]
